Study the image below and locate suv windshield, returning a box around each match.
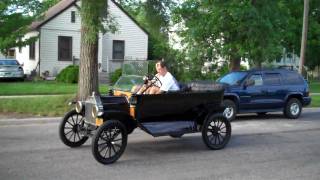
[113,61,149,92]
[218,72,248,85]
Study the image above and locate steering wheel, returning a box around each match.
[147,74,162,87]
[138,74,162,94]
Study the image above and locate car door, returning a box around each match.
[262,72,286,109]
[239,72,269,110]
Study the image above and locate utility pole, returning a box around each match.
[299,0,310,74]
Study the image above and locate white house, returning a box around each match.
[15,0,148,76]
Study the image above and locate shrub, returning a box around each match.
[56,65,79,83]
[110,68,122,84]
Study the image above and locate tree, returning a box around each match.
[174,0,287,71]
[0,0,41,56]
[280,0,320,72]
[0,0,62,56]
[77,0,117,100]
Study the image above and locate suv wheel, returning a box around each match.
[284,98,302,119]
[223,99,237,121]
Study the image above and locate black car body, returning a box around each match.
[217,69,311,121]
[59,61,232,164]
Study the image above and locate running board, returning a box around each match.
[139,121,197,137]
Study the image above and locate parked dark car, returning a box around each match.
[59,61,231,165]
[217,69,311,121]
[0,59,24,80]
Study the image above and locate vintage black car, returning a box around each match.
[59,61,231,164]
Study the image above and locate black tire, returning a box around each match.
[202,113,231,150]
[92,120,128,164]
[59,110,89,147]
[169,133,184,138]
[284,98,302,119]
[223,99,237,121]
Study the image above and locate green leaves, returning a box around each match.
[174,0,292,69]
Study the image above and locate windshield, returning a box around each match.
[113,61,149,92]
[0,60,19,66]
[217,72,248,85]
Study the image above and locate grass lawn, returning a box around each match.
[310,81,320,93]
[311,95,320,107]
[0,95,74,117]
[0,81,110,96]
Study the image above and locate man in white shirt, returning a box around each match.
[136,60,180,94]
[148,60,180,94]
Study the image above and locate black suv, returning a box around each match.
[217,69,311,121]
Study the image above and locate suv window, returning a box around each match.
[264,73,281,85]
[218,72,248,86]
[283,72,304,85]
[248,74,263,86]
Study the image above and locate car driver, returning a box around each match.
[136,59,180,94]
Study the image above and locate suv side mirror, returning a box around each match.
[244,79,255,87]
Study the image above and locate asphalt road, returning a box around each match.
[0,109,320,180]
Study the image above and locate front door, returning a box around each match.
[239,73,269,110]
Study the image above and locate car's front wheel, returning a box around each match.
[284,98,302,119]
[59,110,89,147]
[202,113,231,150]
[223,99,237,121]
[92,120,128,164]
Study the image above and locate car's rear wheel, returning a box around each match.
[59,110,88,147]
[92,120,127,164]
[223,99,237,121]
[202,113,231,150]
[284,98,302,119]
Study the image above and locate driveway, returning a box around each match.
[0,108,320,180]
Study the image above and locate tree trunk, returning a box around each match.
[77,32,99,100]
[229,57,241,71]
[77,0,104,100]
[254,61,262,69]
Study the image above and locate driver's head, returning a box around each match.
[156,59,167,76]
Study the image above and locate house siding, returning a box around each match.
[16,0,148,76]
[15,31,39,75]
[40,28,81,76]
[102,0,148,72]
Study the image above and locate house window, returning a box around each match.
[58,36,72,61]
[71,11,76,23]
[112,40,125,60]
[29,42,35,60]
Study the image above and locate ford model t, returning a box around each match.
[59,61,231,164]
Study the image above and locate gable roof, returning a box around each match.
[29,0,149,35]
[29,0,77,31]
